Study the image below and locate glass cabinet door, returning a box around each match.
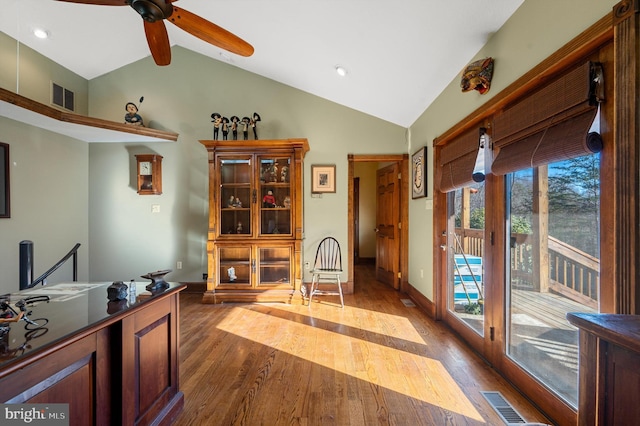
[219,157,252,236]
[258,246,291,287]
[258,155,292,236]
[218,246,251,286]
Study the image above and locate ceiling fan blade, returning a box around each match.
[55,0,128,5]
[168,6,254,57]
[144,20,172,66]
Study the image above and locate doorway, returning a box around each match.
[347,154,409,293]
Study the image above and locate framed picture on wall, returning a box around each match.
[412,146,427,199]
[0,142,9,218]
[311,164,336,193]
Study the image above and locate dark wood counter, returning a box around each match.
[0,281,185,425]
[567,312,640,426]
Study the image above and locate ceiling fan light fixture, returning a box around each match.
[33,28,49,39]
[131,0,172,22]
[335,65,348,77]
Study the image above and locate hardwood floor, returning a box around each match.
[173,265,552,425]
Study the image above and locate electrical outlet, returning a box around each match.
[202,273,208,280]
[177,261,182,270]
[152,204,160,213]
[304,261,311,270]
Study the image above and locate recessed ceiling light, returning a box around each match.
[33,28,49,39]
[335,65,348,77]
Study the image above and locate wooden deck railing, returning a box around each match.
[454,228,599,309]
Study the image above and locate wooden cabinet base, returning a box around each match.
[149,392,184,426]
[201,289,304,304]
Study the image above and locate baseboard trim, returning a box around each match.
[180,281,206,294]
[406,283,436,319]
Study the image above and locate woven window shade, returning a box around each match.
[491,62,602,175]
[436,127,484,193]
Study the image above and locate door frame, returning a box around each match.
[348,154,409,293]
[354,176,361,265]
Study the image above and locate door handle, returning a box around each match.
[440,245,447,251]
[375,228,379,233]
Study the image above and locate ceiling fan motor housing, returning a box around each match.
[130,0,173,22]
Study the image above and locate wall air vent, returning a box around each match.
[51,82,75,111]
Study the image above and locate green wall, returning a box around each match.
[0,32,89,115]
[0,33,91,294]
[86,47,406,283]
[0,117,89,293]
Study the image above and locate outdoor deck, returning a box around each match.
[512,287,597,330]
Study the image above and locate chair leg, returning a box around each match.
[308,274,317,306]
[337,277,344,308]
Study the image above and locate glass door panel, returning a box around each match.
[220,158,252,236]
[259,156,292,236]
[506,156,600,407]
[218,246,252,286]
[447,183,485,336]
[258,246,291,286]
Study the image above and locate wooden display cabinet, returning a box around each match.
[200,138,309,303]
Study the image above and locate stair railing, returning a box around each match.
[19,241,81,290]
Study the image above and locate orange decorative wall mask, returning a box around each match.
[461,57,494,94]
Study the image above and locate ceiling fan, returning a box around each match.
[56,0,254,65]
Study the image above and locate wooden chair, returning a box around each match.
[308,237,344,307]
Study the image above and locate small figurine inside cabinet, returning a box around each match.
[263,190,276,208]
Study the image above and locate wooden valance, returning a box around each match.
[491,62,603,175]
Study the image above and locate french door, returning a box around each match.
[441,154,601,413]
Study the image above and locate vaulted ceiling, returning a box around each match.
[1,0,524,128]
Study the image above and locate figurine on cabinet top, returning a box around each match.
[124,97,144,126]
[230,116,240,140]
[251,112,261,139]
[241,116,251,140]
[211,113,222,140]
[222,117,230,140]
[210,112,262,140]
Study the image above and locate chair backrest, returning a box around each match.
[314,237,342,271]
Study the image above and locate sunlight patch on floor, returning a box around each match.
[216,305,486,422]
[275,302,429,345]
